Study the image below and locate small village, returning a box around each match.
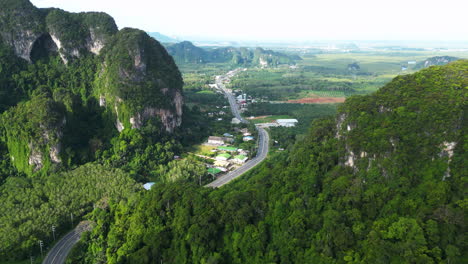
[144,68,299,190]
[197,69,299,178]
[204,128,254,176]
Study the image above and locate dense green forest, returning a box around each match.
[0,164,140,260]
[69,61,467,264]
[0,1,216,261]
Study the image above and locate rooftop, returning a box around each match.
[277,119,298,123]
[208,136,224,141]
[217,153,232,159]
[207,168,222,174]
[143,182,155,190]
[214,160,230,167]
[218,146,238,151]
[234,155,247,160]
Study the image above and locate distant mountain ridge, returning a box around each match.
[165,40,301,66]
[147,32,179,43]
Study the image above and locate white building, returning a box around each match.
[232,155,248,164]
[143,182,155,190]
[216,153,231,161]
[243,136,255,142]
[231,118,241,124]
[208,136,225,145]
[276,119,298,127]
[214,160,230,168]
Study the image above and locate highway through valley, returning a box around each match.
[206,70,270,188]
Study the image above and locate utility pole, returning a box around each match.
[52,225,56,241]
[70,213,74,227]
[38,240,43,258]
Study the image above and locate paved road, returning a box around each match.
[206,70,269,188]
[42,222,92,264]
[215,71,248,124]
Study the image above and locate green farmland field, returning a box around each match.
[228,50,468,100]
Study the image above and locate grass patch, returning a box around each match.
[297,90,348,98]
[196,90,215,94]
[193,144,217,156]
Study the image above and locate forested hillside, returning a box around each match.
[0,0,184,176]
[0,0,201,261]
[72,61,467,264]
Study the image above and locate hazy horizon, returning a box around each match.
[31,0,468,43]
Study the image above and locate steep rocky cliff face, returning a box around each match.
[0,0,45,62]
[44,9,118,63]
[1,90,66,174]
[0,0,184,174]
[0,0,118,63]
[95,28,183,132]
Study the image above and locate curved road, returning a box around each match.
[206,70,270,188]
[42,222,92,264]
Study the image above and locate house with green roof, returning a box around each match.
[217,146,238,152]
[232,155,248,164]
[207,168,222,175]
[215,153,231,161]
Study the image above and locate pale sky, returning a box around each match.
[31,0,468,42]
